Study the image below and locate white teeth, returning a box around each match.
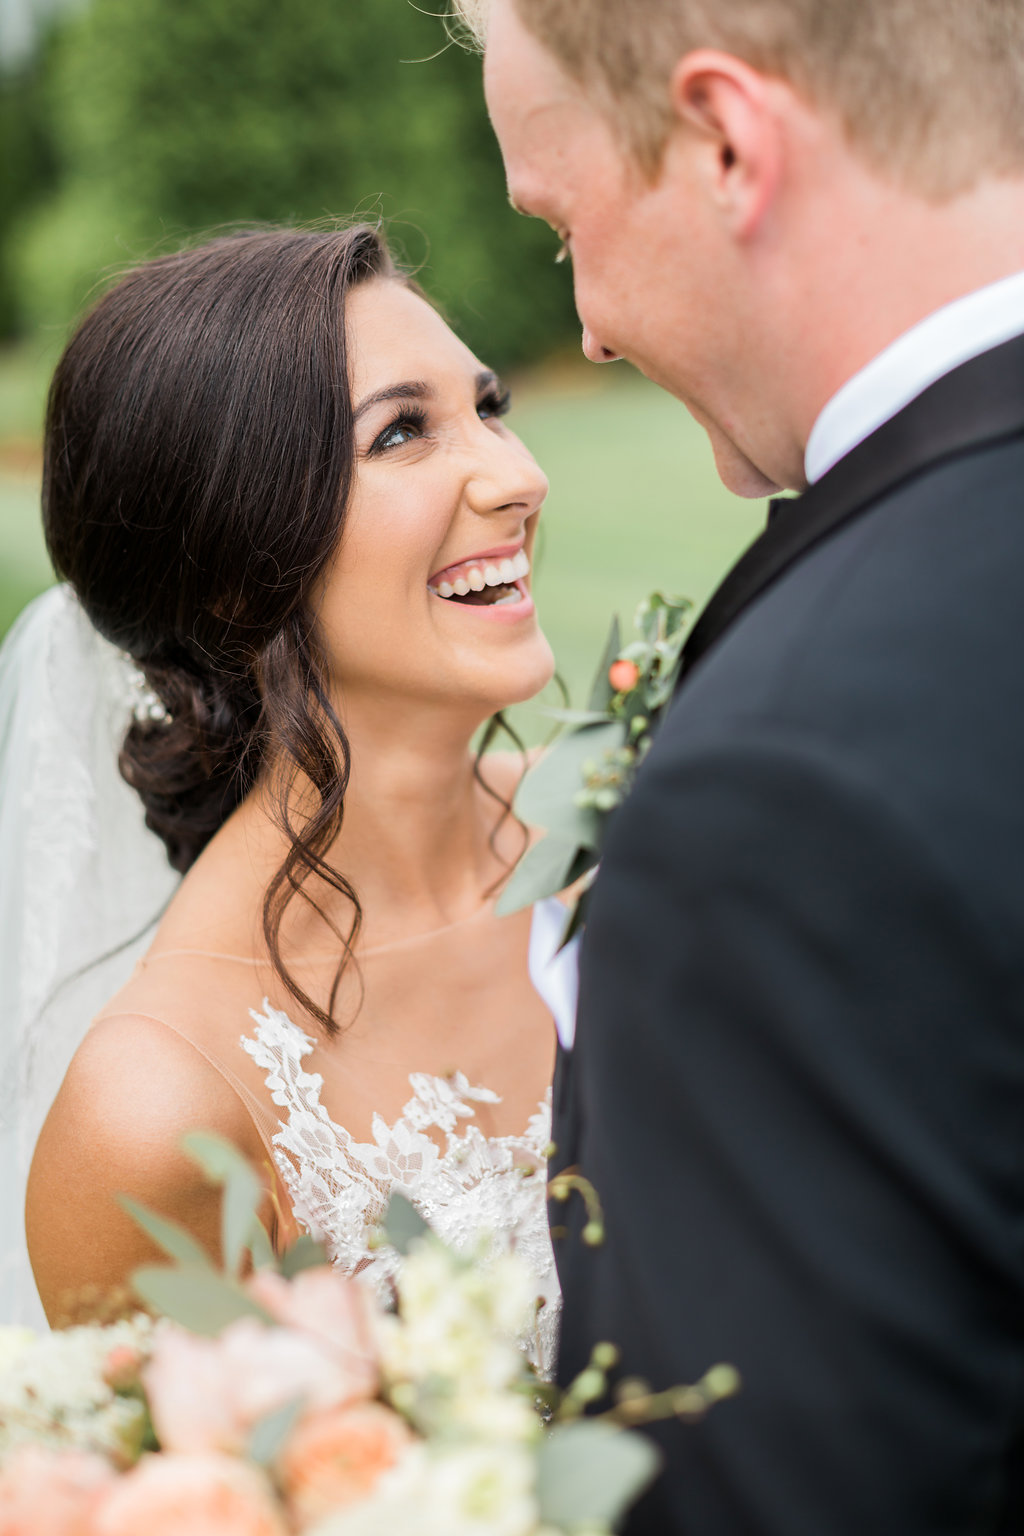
[430,549,531,600]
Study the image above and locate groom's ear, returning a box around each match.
[667,50,785,240]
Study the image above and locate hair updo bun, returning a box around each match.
[42,225,401,1032]
[120,656,263,876]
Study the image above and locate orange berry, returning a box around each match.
[608,659,640,693]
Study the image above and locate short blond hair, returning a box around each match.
[459,0,1024,196]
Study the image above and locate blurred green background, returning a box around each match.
[0,0,765,721]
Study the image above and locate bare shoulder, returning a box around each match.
[26,1012,259,1324]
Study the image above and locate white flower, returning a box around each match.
[311,1442,540,1536]
[374,1238,543,1450]
[0,1328,35,1373]
[0,1314,154,1462]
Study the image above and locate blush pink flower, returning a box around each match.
[102,1345,144,1393]
[142,1329,248,1455]
[246,1268,378,1399]
[0,1445,115,1536]
[144,1317,366,1456]
[278,1402,414,1529]
[93,1452,287,1536]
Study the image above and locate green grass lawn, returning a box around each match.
[510,362,763,722]
[0,339,59,637]
[0,343,766,732]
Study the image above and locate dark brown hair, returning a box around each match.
[43,226,401,1035]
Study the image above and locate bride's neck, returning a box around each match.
[250,692,507,939]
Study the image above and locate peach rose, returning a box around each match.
[0,1445,115,1536]
[93,1452,287,1536]
[142,1328,249,1455]
[279,1402,414,1530]
[102,1345,145,1394]
[145,1317,365,1456]
[246,1268,377,1399]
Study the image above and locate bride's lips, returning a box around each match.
[427,542,526,588]
[427,541,534,623]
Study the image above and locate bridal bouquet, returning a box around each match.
[0,1134,736,1536]
[497,593,692,941]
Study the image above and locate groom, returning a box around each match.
[471,0,1024,1530]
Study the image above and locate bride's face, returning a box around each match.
[315,280,555,720]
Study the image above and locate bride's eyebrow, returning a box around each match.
[353,372,502,421]
[353,381,432,421]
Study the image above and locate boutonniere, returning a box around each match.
[497,592,692,941]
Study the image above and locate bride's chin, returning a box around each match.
[450,639,556,718]
[493,637,556,708]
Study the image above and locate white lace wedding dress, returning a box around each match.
[0,587,580,1362]
[242,996,562,1372]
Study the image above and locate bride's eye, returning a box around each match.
[369,407,428,454]
[477,385,512,421]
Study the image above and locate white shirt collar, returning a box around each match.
[805,269,1024,485]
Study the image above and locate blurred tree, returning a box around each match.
[8,0,578,366]
[0,31,59,338]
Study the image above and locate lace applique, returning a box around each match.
[241,1001,561,1374]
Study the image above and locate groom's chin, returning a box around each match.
[706,426,795,500]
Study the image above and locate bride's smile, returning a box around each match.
[320,278,554,722]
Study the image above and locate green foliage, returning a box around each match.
[536,1421,661,1532]
[496,594,693,925]
[0,37,60,338]
[9,0,577,364]
[181,1130,272,1276]
[383,1190,432,1256]
[117,1196,215,1271]
[132,1261,274,1335]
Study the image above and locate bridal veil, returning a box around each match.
[0,585,179,1325]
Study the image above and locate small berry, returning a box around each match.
[608,659,640,693]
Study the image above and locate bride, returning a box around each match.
[4,225,575,1362]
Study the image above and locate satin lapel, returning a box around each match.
[679,331,1024,678]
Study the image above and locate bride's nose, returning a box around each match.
[464,424,548,520]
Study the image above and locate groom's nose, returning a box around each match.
[582,327,621,364]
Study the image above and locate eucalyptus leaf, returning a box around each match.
[247,1396,307,1467]
[495,834,582,916]
[182,1131,265,1277]
[247,1218,275,1273]
[222,1167,267,1278]
[278,1234,330,1278]
[586,615,622,713]
[513,722,624,847]
[536,1422,661,1531]
[118,1196,214,1271]
[382,1192,431,1256]
[181,1129,259,1185]
[132,1263,272,1337]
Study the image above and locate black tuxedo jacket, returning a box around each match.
[553,334,1024,1534]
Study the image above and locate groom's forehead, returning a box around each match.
[485,3,614,205]
[484,0,585,136]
